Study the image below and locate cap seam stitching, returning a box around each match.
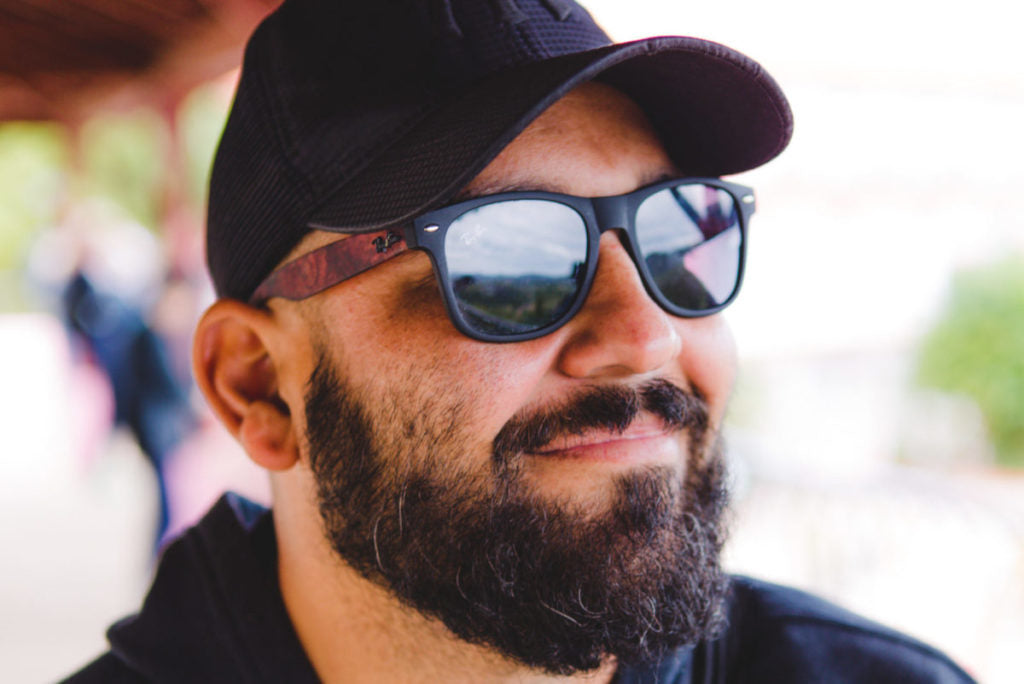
[317,102,437,195]
[513,14,551,61]
[306,101,440,221]
[252,47,317,209]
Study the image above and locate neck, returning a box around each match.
[272,471,616,684]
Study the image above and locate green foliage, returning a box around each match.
[179,83,231,208]
[0,123,68,310]
[0,123,67,269]
[915,256,1024,467]
[454,275,576,334]
[80,110,166,229]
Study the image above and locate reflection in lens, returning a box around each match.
[446,200,587,335]
[635,185,741,310]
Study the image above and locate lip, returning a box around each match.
[527,420,680,464]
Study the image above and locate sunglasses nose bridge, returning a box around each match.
[591,196,629,236]
[590,196,642,278]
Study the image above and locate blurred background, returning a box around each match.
[0,0,1021,681]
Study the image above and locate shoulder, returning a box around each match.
[717,576,976,683]
[60,494,315,683]
[59,652,148,684]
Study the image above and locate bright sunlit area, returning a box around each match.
[1,1,1021,682]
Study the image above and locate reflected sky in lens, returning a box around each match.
[635,186,737,254]
[683,227,741,302]
[446,200,586,277]
[635,185,742,309]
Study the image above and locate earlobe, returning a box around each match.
[193,300,301,471]
[238,400,299,471]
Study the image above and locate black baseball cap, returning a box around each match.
[207,0,793,301]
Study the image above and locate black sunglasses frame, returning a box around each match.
[407,176,755,342]
[250,177,755,343]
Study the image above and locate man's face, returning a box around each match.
[292,82,737,673]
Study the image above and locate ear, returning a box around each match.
[193,299,300,471]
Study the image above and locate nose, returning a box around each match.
[556,232,682,379]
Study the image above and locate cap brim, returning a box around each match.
[308,36,792,233]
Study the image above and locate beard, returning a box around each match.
[304,351,730,674]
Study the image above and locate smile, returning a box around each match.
[527,420,682,464]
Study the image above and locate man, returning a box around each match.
[67,0,975,681]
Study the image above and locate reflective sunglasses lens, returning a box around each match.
[445,200,588,336]
[634,184,742,311]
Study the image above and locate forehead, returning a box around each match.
[463,81,676,199]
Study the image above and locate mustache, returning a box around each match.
[493,379,709,461]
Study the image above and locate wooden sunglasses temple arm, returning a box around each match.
[249,228,408,304]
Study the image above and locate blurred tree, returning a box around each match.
[0,123,68,310]
[179,82,232,210]
[80,110,166,230]
[915,255,1024,467]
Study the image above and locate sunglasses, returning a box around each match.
[251,177,755,342]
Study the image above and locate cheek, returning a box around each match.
[675,317,737,426]
[387,283,563,427]
[332,299,558,448]
[402,338,559,439]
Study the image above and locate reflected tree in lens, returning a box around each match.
[644,251,716,310]
[453,262,583,335]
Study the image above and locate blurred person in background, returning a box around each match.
[60,266,195,552]
[65,0,975,681]
[30,203,198,553]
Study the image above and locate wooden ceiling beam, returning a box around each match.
[0,0,280,121]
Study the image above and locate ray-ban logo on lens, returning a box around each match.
[373,232,402,253]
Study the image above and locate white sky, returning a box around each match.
[585,0,1024,358]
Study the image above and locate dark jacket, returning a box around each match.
[64,494,976,683]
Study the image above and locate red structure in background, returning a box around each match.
[0,0,281,123]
